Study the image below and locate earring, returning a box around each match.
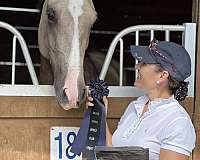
[156,81,160,85]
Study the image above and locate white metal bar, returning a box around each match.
[15,26,159,38]
[135,31,139,45]
[0,21,39,85]
[135,31,139,81]
[0,7,40,13]
[100,48,131,53]
[99,25,185,80]
[119,38,124,86]
[0,62,40,67]
[90,30,118,35]
[0,82,193,97]
[0,85,144,97]
[183,23,196,97]
[11,36,17,85]
[15,26,39,31]
[150,30,154,40]
[165,30,170,41]
[15,26,119,35]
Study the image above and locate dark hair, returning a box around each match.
[155,64,189,101]
[168,76,189,101]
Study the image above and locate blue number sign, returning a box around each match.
[50,127,82,160]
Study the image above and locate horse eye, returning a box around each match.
[47,8,56,23]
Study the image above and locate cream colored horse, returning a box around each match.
[38,0,119,110]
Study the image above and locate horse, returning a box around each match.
[38,0,119,110]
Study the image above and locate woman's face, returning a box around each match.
[134,63,162,92]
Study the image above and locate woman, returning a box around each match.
[86,39,196,160]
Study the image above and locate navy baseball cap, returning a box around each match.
[130,39,191,81]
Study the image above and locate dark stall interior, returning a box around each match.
[0,0,193,85]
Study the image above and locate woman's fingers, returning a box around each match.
[86,96,94,108]
[103,96,108,107]
[103,96,108,116]
[86,101,94,106]
[87,96,93,101]
[86,96,108,109]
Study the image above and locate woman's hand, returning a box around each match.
[85,95,112,146]
[102,96,108,108]
[86,96,94,108]
[86,96,108,115]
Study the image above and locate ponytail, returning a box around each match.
[168,77,189,101]
[155,64,189,101]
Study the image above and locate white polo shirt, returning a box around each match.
[112,95,196,160]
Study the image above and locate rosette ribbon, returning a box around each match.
[71,78,109,159]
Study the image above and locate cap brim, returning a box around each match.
[130,45,156,64]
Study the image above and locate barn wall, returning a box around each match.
[192,0,200,159]
[0,96,194,160]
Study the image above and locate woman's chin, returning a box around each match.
[134,82,147,92]
[134,81,142,88]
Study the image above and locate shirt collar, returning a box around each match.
[133,95,177,117]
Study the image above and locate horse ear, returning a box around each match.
[89,0,95,10]
[38,0,50,59]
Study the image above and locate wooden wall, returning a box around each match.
[0,96,194,160]
[192,0,200,159]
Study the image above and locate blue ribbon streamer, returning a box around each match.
[70,98,106,157]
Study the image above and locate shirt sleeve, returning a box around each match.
[160,117,196,156]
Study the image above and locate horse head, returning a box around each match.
[38,0,97,110]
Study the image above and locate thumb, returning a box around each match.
[103,96,108,107]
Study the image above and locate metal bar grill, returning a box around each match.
[99,24,196,97]
[0,21,39,85]
[119,38,124,86]
[0,7,40,13]
[11,36,17,85]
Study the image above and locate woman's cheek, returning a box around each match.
[134,79,145,89]
[134,79,140,87]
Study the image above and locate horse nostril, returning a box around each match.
[83,88,86,98]
[63,88,67,97]
[77,101,80,106]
